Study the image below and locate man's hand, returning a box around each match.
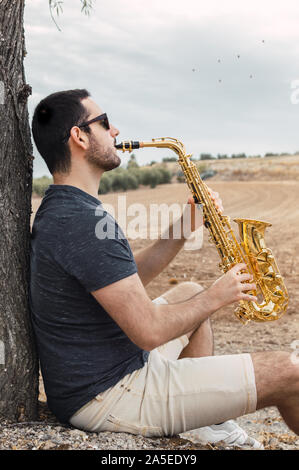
[186,186,224,233]
[207,186,224,214]
[208,263,257,311]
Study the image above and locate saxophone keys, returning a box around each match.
[234,306,251,324]
[218,263,225,272]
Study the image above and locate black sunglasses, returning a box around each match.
[79,113,110,131]
[63,113,110,142]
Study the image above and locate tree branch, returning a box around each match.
[48,0,94,31]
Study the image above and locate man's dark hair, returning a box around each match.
[32,89,91,174]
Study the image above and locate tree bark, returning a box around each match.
[0,0,38,421]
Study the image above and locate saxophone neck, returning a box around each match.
[115,137,188,158]
[115,137,207,200]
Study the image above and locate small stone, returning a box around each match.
[69,429,87,438]
[41,440,56,450]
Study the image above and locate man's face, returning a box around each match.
[81,97,121,171]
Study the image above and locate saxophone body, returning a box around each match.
[116,138,289,323]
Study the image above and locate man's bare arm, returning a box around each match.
[91,264,257,351]
[134,191,224,286]
[134,218,186,286]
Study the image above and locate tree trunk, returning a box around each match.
[0,0,38,421]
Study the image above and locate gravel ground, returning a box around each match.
[0,402,298,451]
[182,408,299,450]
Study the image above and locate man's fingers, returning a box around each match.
[187,195,196,205]
[206,186,224,213]
[240,282,256,292]
[230,263,247,274]
[238,273,254,282]
[241,293,258,302]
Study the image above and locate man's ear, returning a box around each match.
[69,126,89,150]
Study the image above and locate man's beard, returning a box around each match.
[85,135,121,171]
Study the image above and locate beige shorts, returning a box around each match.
[70,296,257,437]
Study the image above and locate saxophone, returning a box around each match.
[115,137,289,323]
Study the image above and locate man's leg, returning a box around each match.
[159,282,299,440]
[158,282,214,359]
[156,281,264,449]
[252,351,299,435]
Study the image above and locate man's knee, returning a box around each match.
[251,350,299,409]
[161,281,204,304]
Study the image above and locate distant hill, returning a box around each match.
[155,154,299,181]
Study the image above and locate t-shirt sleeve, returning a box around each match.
[55,209,138,292]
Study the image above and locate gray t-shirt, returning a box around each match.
[30,185,149,423]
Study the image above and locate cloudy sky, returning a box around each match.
[24,0,299,177]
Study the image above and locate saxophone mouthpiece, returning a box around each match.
[115,141,141,152]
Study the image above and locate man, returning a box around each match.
[30,89,299,449]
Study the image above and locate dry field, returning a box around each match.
[31,174,299,449]
[164,153,299,181]
[207,154,299,181]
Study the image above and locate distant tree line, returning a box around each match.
[99,165,171,194]
[195,151,298,160]
[32,154,172,197]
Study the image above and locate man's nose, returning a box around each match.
[110,125,119,138]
